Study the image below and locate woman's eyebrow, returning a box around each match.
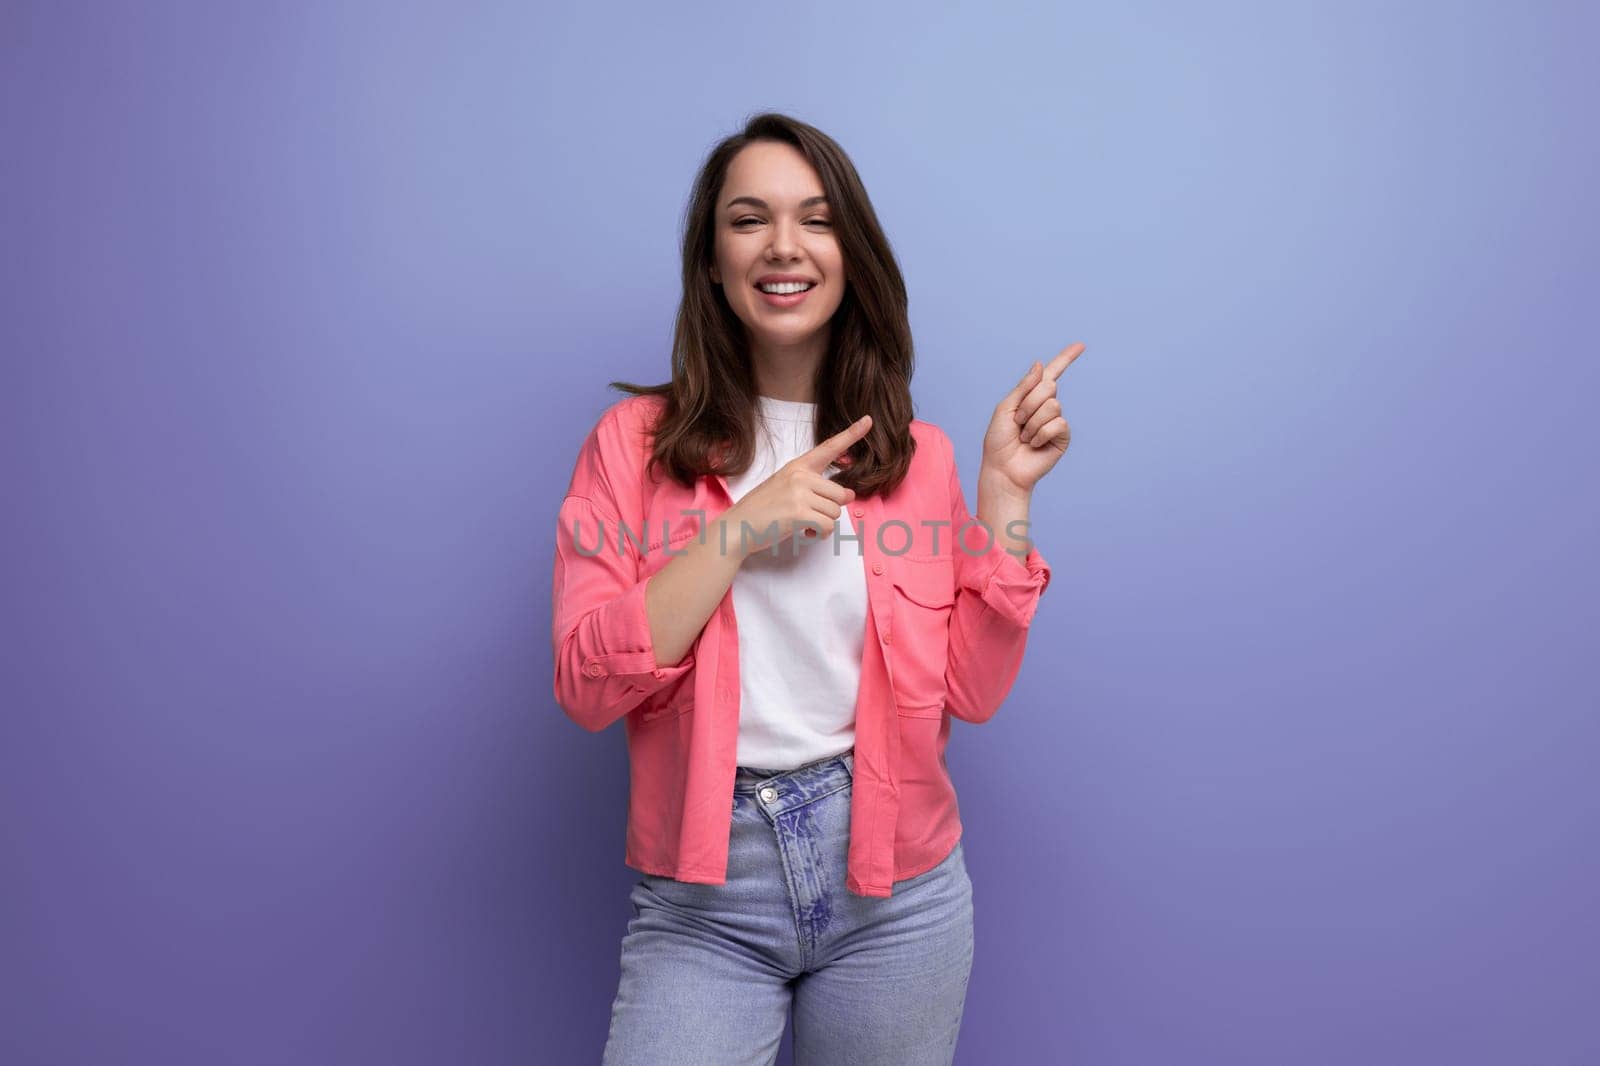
[725,195,830,211]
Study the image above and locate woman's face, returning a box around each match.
[710,141,847,351]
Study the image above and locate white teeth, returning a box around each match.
[758,281,815,295]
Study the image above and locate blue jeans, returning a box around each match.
[601,749,976,1065]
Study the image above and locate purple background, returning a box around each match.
[5,2,1596,1063]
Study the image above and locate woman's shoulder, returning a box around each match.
[907,417,954,470]
[581,394,666,452]
[590,392,666,433]
[564,395,664,497]
[908,416,948,446]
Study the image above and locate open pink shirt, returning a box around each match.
[551,395,1051,897]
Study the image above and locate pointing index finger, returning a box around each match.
[800,414,873,472]
[1043,342,1087,382]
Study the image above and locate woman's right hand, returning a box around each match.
[722,414,873,559]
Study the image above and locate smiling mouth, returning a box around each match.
[754,283,817,307]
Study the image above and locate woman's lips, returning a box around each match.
[754,283,815,308]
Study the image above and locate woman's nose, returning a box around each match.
[767,219,801,257]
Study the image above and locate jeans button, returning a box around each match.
[759,786,778,803]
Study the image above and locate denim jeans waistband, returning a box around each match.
[733,748,854,795]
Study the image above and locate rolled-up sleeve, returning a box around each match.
[550,412,696,733]
[938,428,1051,725]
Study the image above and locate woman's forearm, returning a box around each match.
[644,515,747,667]
[976,468,1035,558]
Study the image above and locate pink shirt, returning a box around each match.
[551,395,1051,897]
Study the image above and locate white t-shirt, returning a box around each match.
[723,395,867,770]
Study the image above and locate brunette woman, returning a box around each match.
[552,112,1082,1065]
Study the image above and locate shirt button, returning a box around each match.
[584,662,603,678]
[872,562,883,575]
[852,507,863,518]
[883,630,893,645]
[759,786,778,803]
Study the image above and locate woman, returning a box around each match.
[551,112,1082,1065]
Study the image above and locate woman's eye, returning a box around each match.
[732,218,833,228]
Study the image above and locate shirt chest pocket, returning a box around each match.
[887,554,956,715]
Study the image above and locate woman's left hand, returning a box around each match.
[980,342,1086,495]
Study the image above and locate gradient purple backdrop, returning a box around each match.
[4,2,1596,1064]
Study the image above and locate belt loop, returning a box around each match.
[842,750,854,778]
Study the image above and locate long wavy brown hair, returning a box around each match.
[608,112,918,498]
